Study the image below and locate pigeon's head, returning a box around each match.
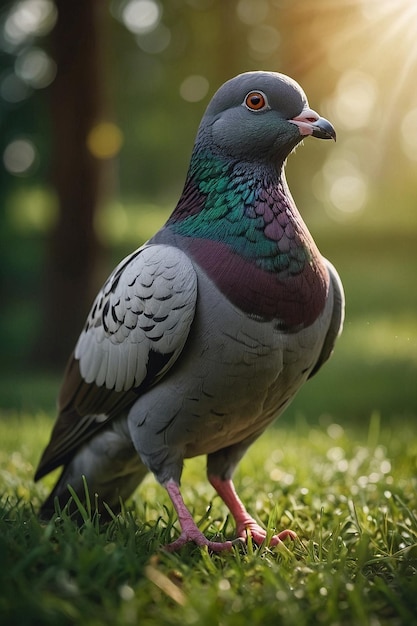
[198,71,335,165]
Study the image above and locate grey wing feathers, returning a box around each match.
[35,244,197,480]
[75,244,197,392]
[309,259,345,378]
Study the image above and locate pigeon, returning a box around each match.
[35,71,344,552]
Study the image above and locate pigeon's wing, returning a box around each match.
[308,259,345,378]
[35,243,197,479]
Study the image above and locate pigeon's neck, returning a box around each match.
[164,149,329,328]
[168,149,309,269]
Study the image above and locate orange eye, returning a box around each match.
[244,91,268,111]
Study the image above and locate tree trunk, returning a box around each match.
[37,0,104,367]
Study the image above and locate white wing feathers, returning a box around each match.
[74,244,198,393]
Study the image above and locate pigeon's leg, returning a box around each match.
[163,479,234,552]
[209,475,297,546]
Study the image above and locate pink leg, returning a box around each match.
[163,479,234,552]
[209,475,297,546]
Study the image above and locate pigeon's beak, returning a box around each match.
[289,108,336,141]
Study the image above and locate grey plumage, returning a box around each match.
[36,71,344,550]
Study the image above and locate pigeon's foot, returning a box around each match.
[163,523,295,552]
[235,520,297,546]
[164,479,234,552]
[209,475,297,548]
[163,524,234,553]
[164,478,296,553]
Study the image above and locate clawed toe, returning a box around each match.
[163,531,234,553]
[237,522,297,547]
[268,528,298,546]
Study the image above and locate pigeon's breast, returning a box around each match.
[174,236,329,331]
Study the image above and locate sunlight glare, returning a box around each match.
[360,0,417,42]
[286,0,417,203]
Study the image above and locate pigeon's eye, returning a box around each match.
[244,91,268,111]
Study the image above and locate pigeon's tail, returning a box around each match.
[37,422,149,523]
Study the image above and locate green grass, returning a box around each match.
[1,410,416,625]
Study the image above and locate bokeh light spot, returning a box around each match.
[248,25,280,59]
[87,122,124,159]
[122,0,161,35]
[179,75,209,103]
[136,23,171,54]
[330,70,378,130]
[3,138,37,175]
[6,187,58,233]
[314,151,369,218]
[329,174,368,214]
[0,73,30,103]
[95,202,128,244]
[4,0,57,47]
[236,0,269,25]
[15,47,56,89]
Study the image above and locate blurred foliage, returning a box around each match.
[0,0,416,417]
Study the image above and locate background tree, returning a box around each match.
[36,0,104,365]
